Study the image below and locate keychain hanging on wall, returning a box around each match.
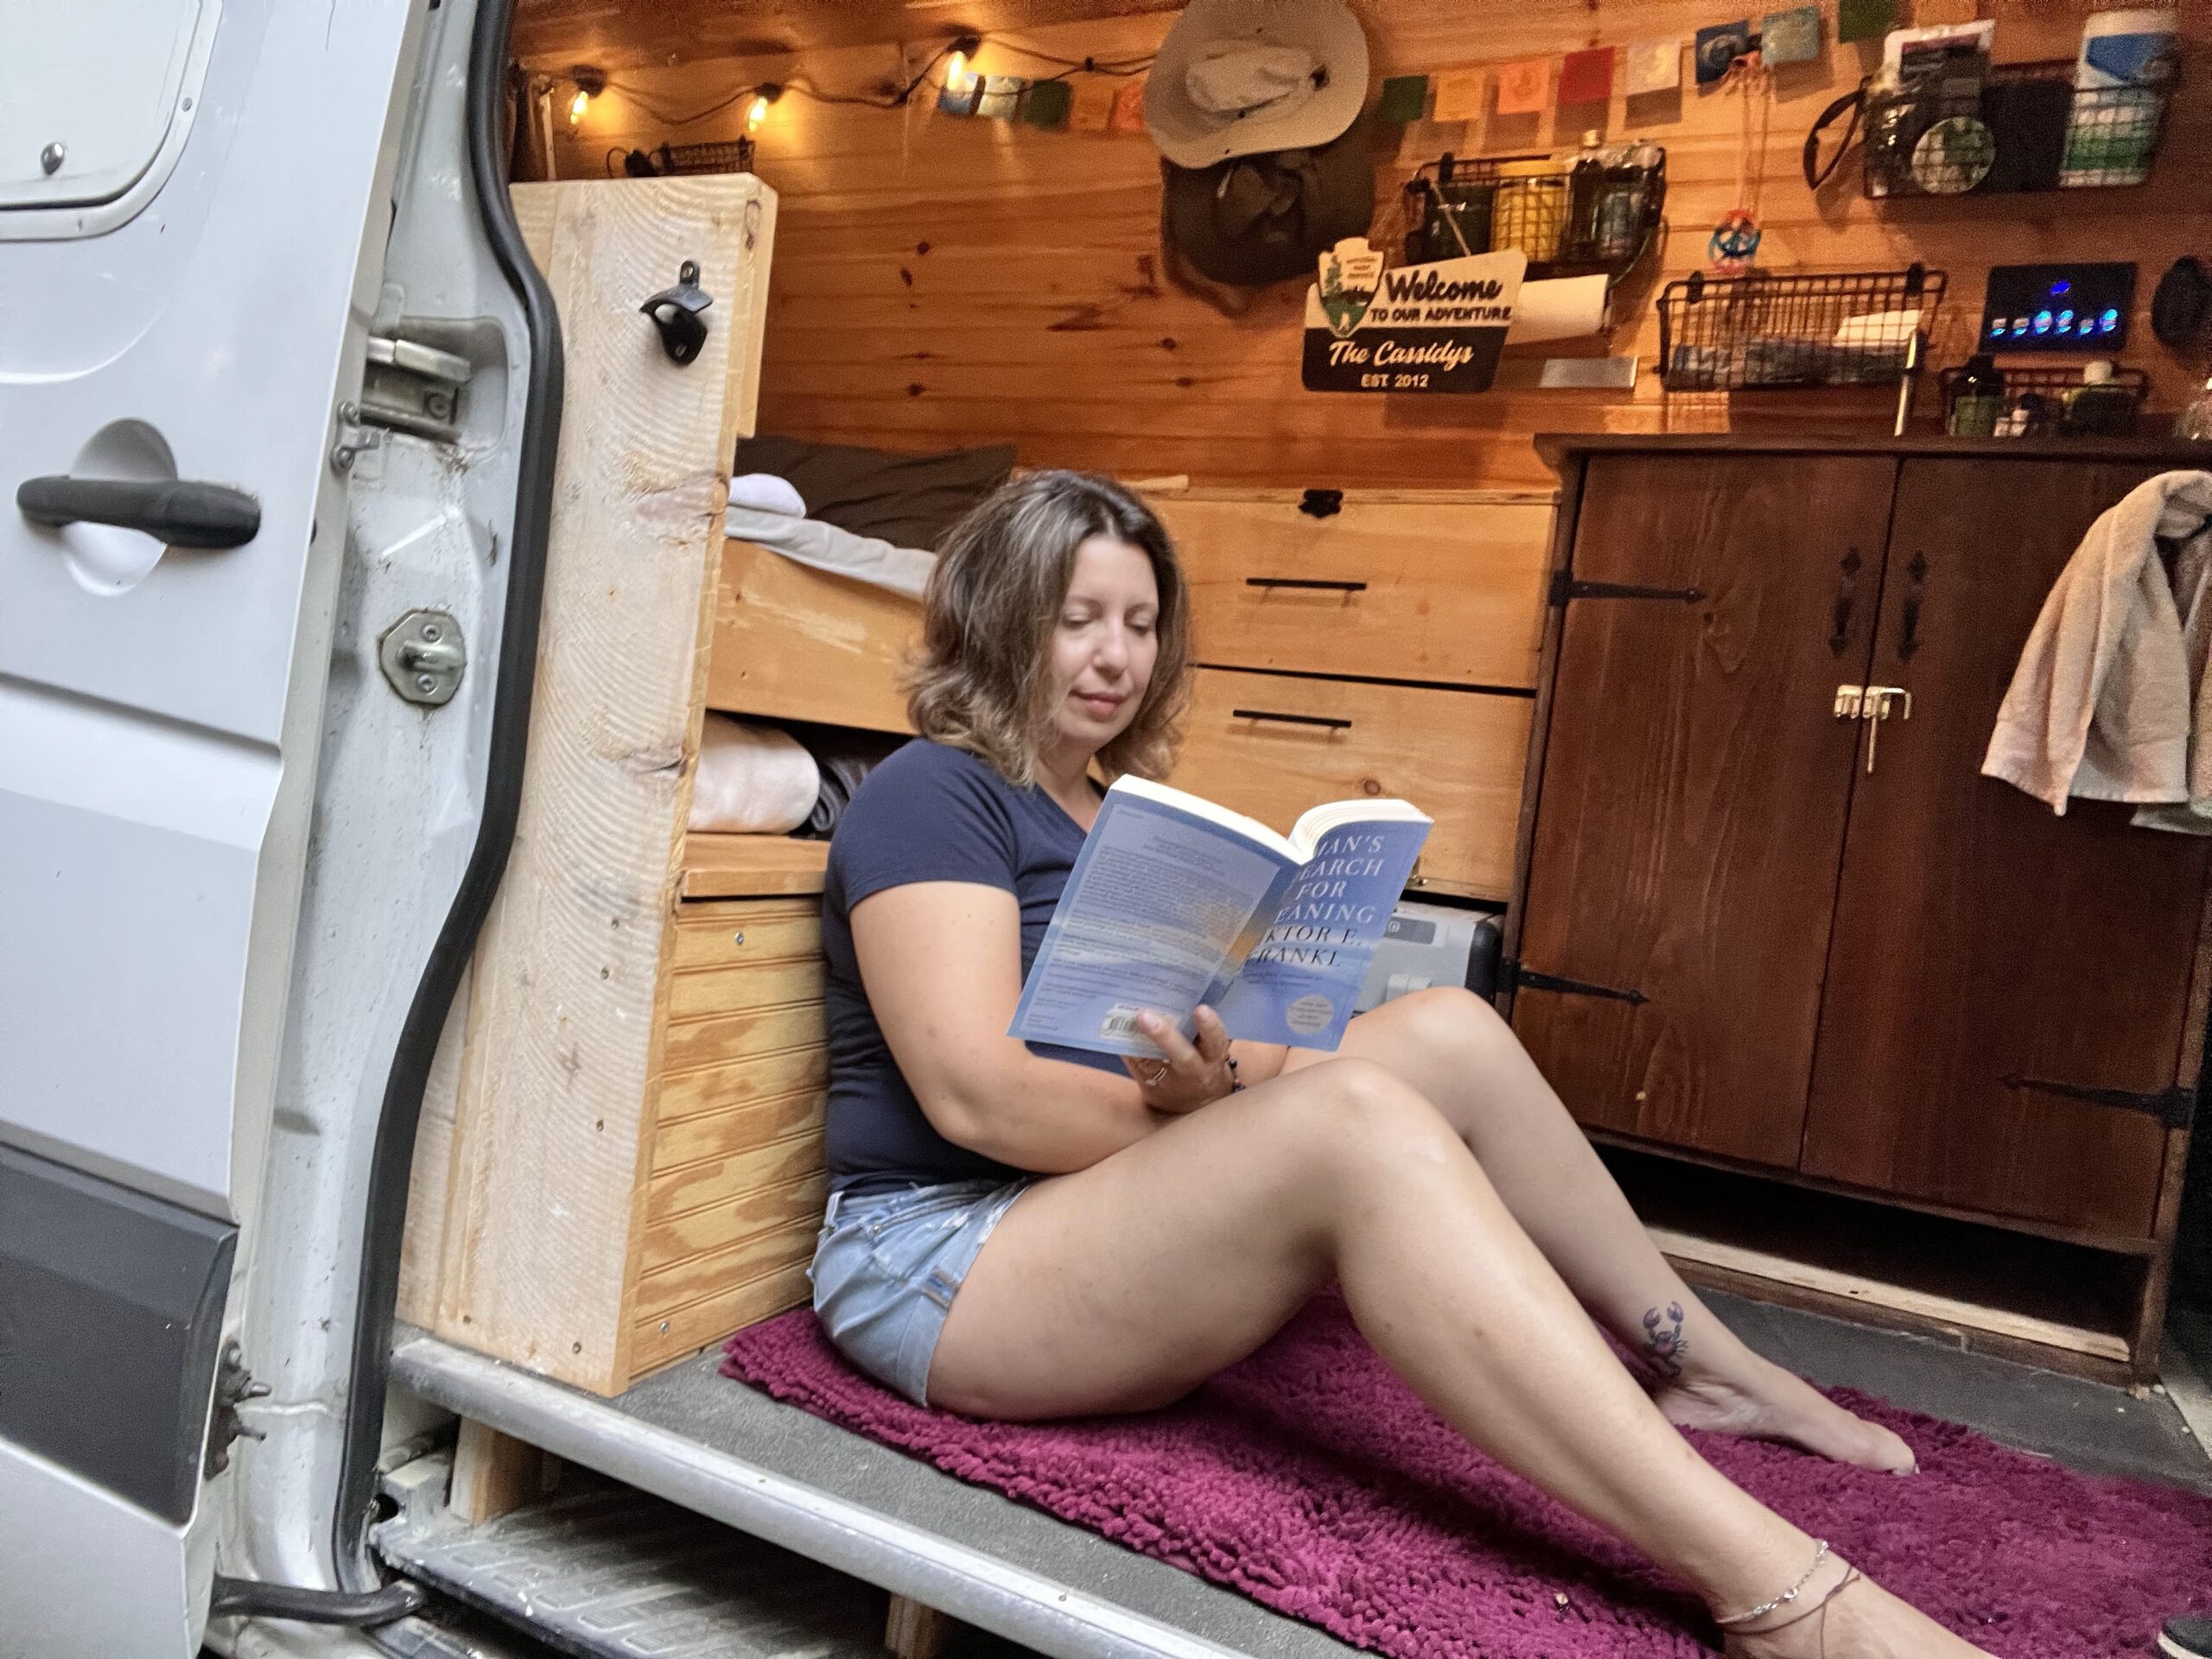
[1707,49,1772,276]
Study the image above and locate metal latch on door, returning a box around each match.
[1834,683,1913,772]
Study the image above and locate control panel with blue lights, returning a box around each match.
[1980,262,2136,353]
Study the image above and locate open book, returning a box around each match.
[1009,776,1432,1057]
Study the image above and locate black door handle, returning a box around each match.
[17,476,261,549]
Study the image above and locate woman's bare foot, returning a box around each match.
[1653,1356,1917,1472]
[1724,1560,1993,1659]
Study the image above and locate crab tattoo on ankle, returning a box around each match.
[1642,1302,1689,1379]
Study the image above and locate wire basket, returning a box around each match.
[1863,58,2172,197]
[1656,265,1946,392]
[1937,363,2149,438]
[661,138,758,175]
[1402,145,1665,285]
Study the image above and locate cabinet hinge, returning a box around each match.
[1999,1074,2196,1129]
[1499,958,1649,1005]
[1548,569,1706,607]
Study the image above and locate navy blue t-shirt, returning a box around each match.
[822,740,1122,1192]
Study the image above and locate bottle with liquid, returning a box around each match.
[2063,359,2137,436]
[2176,375,2212,442]
[1593,143,1661,265]
[1562,130,1606,264]
[1947,353,2007,437]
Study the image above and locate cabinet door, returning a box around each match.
[1801,459,2210,1238]
[1514,454,1897,1166]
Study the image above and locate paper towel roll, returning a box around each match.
[1506,276,1611,345]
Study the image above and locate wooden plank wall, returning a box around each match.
[535,2,2212,490]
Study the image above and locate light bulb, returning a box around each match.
[569,86,590,124]
[945,49,971,92]
[747,93,772,131]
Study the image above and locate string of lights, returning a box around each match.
[561,31,1155,135]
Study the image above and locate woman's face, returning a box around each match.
[1048,534,1159,757]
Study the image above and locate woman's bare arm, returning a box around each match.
[852,880,1171,1172]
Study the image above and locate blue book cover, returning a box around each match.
[1008,777,1431,1057]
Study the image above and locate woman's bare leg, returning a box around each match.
[1288,989,1915,1472]
[930,1060,1982,1658]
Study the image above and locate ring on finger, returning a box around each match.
[1143,1061,1170,1086]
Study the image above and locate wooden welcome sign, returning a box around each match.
[1301,239,1527,394]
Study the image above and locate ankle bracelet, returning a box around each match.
[1715,1541,1831,1629]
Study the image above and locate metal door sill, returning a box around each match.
[390,1331,1351,1659]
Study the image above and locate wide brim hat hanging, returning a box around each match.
[1145,0,1370,168]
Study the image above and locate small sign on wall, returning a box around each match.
[1301,239,1526,393]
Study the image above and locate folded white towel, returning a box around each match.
[728,473,808,517]
[725,505,937,601]
[689,715,821,835]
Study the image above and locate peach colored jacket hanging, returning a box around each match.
[1983,470,2212,832]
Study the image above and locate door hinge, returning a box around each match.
[1548,569,1706,607]
[358,332,474,442]
[1499,958,1649,1005]
[2000,1074,2196,1129]
[203,1338,270,1478]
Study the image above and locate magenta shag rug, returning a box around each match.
[721,1296,2212,1657]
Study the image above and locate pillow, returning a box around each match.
[733,435,1015,551]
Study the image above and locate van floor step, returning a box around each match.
[373,1466,884,1658]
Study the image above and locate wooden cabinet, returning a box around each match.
[1799,459,2210,1238]
[1516,436,2212,1376]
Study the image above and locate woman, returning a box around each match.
[811,471,1987,1659]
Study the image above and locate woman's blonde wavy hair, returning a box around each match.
[906,470,1192,789]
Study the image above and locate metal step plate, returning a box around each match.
[374,1465,885,1659]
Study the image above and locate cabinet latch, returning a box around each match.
[1499,958,1649,1005]
[1548,570,1705,607]
[2000,1074,2196,1129]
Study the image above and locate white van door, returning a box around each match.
[0,0,422,1650]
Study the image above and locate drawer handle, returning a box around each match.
[1243,576,1369,593]
[1232,708,1352,730]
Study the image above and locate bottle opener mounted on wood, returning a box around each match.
[640,259,714,365]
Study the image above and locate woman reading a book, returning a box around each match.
[814,470,1987,1659]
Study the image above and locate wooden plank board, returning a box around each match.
[635,1224,819,1325]
[671,895,822,968]
[628,1259,816,1376]
[1171,670,1531,900]
[449,1419,557,1524]
[679,835,829,899]
[657,1053,830,1133]
[1648,1227,2133,1364]
[661,1002,828,1076]
[1154,496,1553,690]
[705,538,918,733]
[531,4,2212,493]
[646,1130,828,1227]
[420,175,777,1395]
[667,958,824,1022]
[642,1166,829,1267]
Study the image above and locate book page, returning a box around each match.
[1215,817,1431,1050]
[1008,789,1296,1058]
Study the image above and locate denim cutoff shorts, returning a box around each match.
[810,1178,1029,1405]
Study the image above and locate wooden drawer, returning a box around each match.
[704,538,917,734]
[1170,668,1531,900]
[1152,493,1551,689]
